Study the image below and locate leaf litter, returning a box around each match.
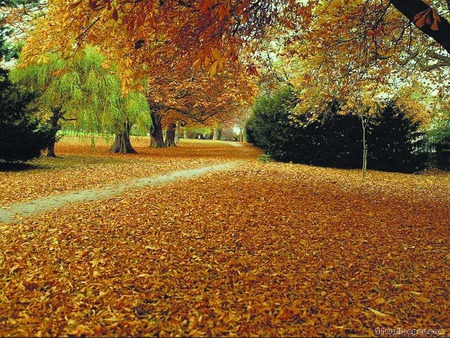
[0,138,449,336]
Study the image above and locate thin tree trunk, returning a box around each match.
[110,121,137,154]
[361,116,368,181]
[150,111,166,148]
[175,122,180,143]
[165,123,177,147]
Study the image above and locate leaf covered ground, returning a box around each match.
[0,137,257,207]
[0,138,449,336]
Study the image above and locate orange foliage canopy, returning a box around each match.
[20,0,300,91]
[16,0,450,127]
[146,47,257,125]
[16,0,450,77]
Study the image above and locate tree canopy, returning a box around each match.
[11,46,149,154]
[2,0,449,158]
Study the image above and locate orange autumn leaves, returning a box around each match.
[414,8,442,30]
[20,0,289,84]
[1,139,449,336]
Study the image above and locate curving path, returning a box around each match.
[0,161,241,224]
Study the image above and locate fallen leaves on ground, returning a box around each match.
[0,137,260,207]
[0,139,449,336]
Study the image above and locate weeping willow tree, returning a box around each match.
[10,45,149,155]
[108,91,151,153]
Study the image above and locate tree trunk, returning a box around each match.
[150,111,166,148]
[239,130,244,142]
[165,123,177,147]
[390,0,450,54]
[175,122,180,143]
[242,129,248,143]
[46,108,62,157]
[212,128,221,140]
[361,116,368,181]
[47,141,57,158]
[110,122,137,154]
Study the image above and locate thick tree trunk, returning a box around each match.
[150,111,166,148]
[110,122,137,154]
[212,128,221,140]
[165,123,177,147]
[390,0,450,54]
[46,108,62,157]
[47,142,57,158]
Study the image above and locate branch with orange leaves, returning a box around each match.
[390,0,450,54]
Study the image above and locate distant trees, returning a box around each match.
[145,52,257,148]
[247,88,428,173]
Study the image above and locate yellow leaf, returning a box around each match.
[35,54,50,65]
[368,308,389,317]
[417,297,431,303]
[211,48,222,61]
[209,61,218,78]
[204,56,211,68]
[101,60,111,69]
[9,264,20,274]
[193,59,202,72]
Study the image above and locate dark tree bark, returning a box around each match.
[46,108,62,157]
[165,122,177,147]
[390,0,450,54]
[150,111,166,148]
[110,121,137,154]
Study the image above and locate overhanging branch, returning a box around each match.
[390,0,450,54]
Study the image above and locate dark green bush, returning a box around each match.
[246,87,362,168]
[247,88,427,173]
[246,86,299,162]
[0,69,52,162]
[368,102,426,173]
[1,6,54,163]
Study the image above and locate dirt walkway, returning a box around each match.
[0,161,241,224]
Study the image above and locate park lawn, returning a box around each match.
[0,138,449,336]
